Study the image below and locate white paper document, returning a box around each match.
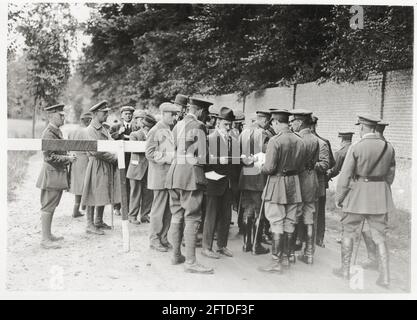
[205,171,226,181]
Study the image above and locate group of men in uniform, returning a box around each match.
[36,97,395,287]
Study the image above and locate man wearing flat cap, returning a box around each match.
[82,101,120,235]
[172,94,189,122]
[127,112,156,225]
[333,114,395,289]
[110,105,135,215]
[256,110,305,273]
[238,109,273,255]
[202,107,240,259]
[68,111,92,218]
[36,104,76,249]
[310,115,334,248]
[145,103,179,252]
[165,97,214,274]
[290,109,320,265]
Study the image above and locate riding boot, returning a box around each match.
[375,241,390,289]
[86,206,104,235]
[282,232,294,268]
[294,223,304,251]
[332,237,353,280]
[287,232,296,264]
[95,206,111,230]
[299,224,314,264]
[252,217,270,255]
[170,222,185,265]
[184,221,213,274]
[242,216,253,252]
[258,233,283,274]
[360,231,378,270]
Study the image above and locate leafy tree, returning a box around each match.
[321,6,413,82]
[16,3,77,137]
[79,4,413,106]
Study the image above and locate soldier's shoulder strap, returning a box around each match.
[367,140,388,176]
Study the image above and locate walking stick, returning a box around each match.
[353,219,366,265]
[253,175,270,244]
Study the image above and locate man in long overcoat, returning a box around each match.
[81,101,120,235]
[68,112,92,218]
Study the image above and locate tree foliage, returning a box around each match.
[15,3,77,135]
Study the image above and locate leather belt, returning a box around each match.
[355,176,385,182]
[276,170,298,177]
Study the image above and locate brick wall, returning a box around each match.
[207,68,413,211]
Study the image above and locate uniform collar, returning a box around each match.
[185,113,198,121]
[47,123,62,137]
[277,127,291,134]
[91,118,102,130]
[157,120,171,130]
[362,132,378,139]
[299,128,311,135]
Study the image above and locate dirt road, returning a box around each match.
[7,152,410,294]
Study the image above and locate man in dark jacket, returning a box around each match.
[127,112,156,225]
[202,107,239,259]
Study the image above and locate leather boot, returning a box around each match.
[294,223,304,251]
[95,206,111,230]
[375,242,390,289]
[360,231,378,270]
[299,224,314,264]
[40,211,61,250]
[252,217,270,255]
[282,232,293,268]
[242,216,253,252]
[86,207,104,235]
[287,232,296,264]
[333,237,353,280]
[184,221,213,274]
[258,233,283,274]
[170,222,185,265]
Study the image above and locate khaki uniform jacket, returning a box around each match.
[81,119,121,206]
[145,121,174,190]
[126,128,149,181]
[238,123,272,192]
[165,114,208,191]
[298,128,320,202]
[327,143,351,179]
[68,125,89,195]
[315,138,330,197]
[336,133,395,214]
[36,124,70,191]
[206,129,240,197]
[261,127,305,204]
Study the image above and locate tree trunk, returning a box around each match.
[32,96,37,138]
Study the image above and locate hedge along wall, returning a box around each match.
[207,69,413,211]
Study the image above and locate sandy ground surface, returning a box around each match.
[7,151,410,294]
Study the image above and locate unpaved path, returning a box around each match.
[7,152,410,293]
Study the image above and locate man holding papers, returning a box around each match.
[202,107,240,259]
